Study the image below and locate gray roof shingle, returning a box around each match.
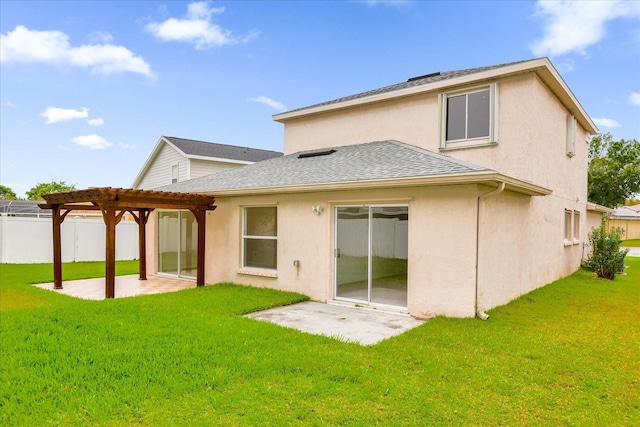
[160,140,493,193]
[283,58,539,114]
[165,136,283,162]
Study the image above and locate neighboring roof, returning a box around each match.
[610,206,640,219]
[160,140,551,197]
[132,136,283,188]
[274,57,597,135]
[164,136,283,163]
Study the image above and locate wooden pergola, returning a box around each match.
[39,187,216,298]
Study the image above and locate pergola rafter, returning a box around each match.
[40,187,216,298]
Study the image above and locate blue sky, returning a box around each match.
[1,0,639,198]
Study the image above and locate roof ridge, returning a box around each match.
[280,57,546,115]
[164,136,283,154]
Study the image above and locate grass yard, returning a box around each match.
[622,238,640,247]
[1,260,639,426]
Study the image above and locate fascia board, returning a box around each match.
[185,154,254,165]
[202,172,551,197]
[586,202,614,214]
[273,58,597,135]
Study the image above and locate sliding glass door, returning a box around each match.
[158,211,197,278]
[335,205,408,308]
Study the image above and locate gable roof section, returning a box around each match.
[274,57,597,135]
[160,140,551,197]
[132,136,283,188]
[164,136,283,162]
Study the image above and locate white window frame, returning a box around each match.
[439,83,498,150]
[171,164,179,184]
[573,210,580,243]
[564,210,573,246]
[241,206,278,272]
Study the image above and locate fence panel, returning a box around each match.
[0,215,138,263]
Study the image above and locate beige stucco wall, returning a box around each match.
[276,72,592,315]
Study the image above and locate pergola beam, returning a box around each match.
[40,187,216,298]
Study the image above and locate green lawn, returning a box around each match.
[1,260,639,426]
[622,238,640,247]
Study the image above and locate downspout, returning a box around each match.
[475,181,505,320]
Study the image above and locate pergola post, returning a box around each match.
[51,204,64,289]
[101,207,125,299]
[131,209,151,280]
[192,209,206,287]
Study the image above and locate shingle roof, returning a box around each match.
[160,140,493,194]
[165,136,283,162]
[611,206,640,219]
[283,58,539,114]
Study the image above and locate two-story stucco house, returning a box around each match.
[151,57,605,318]
[132,136,283,189]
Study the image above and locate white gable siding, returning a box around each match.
[136,143,187,189]
[189,159,242,179]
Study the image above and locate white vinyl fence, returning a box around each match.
[0,215,138,264]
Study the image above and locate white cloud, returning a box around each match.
[1,25,154,78]
[145,1,257,50]
[593,117,621,128]
[87,117,104,126]
[89,31,114,44]
[3,100,15,107]
[531,0,640,57]
[41,106,88,124]
[72,134,112,149]
[630,91,640,106]
[119,142,136,149]
[251,96,286,111]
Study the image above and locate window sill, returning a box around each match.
[573,239,581,245]
[564,240,573,247]
[440,141,498,152]
[237,268,278,278]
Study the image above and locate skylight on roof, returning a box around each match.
[298,149,336,159]
[407,72,441,82]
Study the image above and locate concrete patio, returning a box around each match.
[247,301,425,345]
[35,274,196,300]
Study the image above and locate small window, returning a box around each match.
[171,164,179,184]
[564,210,572,243]
[440,83,497,149]
[242,206,277,270]
[573,210,580,242]
[566,115,577,157]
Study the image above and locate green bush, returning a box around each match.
[582,219,628,279]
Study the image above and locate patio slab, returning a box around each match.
[35,275,197,300]
[246,301,425,345]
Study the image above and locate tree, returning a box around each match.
[588,133,640,208]
[0,184,17,200]
[26,181,76,201]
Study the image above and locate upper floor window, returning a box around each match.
[242,206,278,270]
[171,164,179,184]
[439,83,498,150]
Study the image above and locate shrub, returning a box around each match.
[582,219,628,279]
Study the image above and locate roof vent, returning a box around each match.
[298,149,336,159]
[407,72,441,82]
